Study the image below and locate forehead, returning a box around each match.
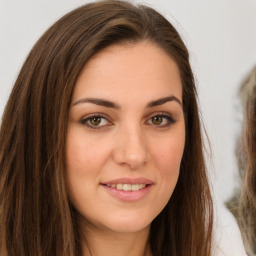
[73,41,182,104]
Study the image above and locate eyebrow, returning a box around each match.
[146,96,182,107]
[72,95,182,109]
[72,98,120,109]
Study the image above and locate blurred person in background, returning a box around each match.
[238,65,256,255]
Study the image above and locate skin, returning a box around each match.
[66,41,185,256]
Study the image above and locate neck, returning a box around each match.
[80,222,152,256]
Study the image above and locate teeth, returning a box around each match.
[116,184,123,190]
[123,184,131,191]
[106,183,146,191]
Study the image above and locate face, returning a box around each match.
[66,42,185,235]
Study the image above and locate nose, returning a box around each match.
[112,125,149,170]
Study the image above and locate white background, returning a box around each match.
[0,0,255,255]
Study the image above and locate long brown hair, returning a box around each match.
[0,1,213,255]
[238,65,256,255]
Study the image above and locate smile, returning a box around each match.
[106,184,146,191]
[101,178,153,201]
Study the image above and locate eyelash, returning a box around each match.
[80,113,111,129]
[80,112,176,130]
[146,112,176,127]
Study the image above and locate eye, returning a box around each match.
[80,114,111,129]
[151,116,164,125]
[146,113,176,127]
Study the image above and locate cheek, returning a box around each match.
[65,128,110,174]
[153,135,185,172]
[65,129,108,210]
[151,130,185,193]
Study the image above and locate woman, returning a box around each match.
[0,1,213,255]
[238,65,256,255]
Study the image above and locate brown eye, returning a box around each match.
[151,116,163,125]
[89,117,102,126]
[80,115,110,129]
[146,114,176,127]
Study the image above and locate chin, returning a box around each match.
[104,220,151,234]
[99,211,154,234]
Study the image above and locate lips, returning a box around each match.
[102,177,153,185]
[106,183,146,191]
[100,178,153,201]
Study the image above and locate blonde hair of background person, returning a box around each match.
[0,1,213,255]
[238,65,256,256]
